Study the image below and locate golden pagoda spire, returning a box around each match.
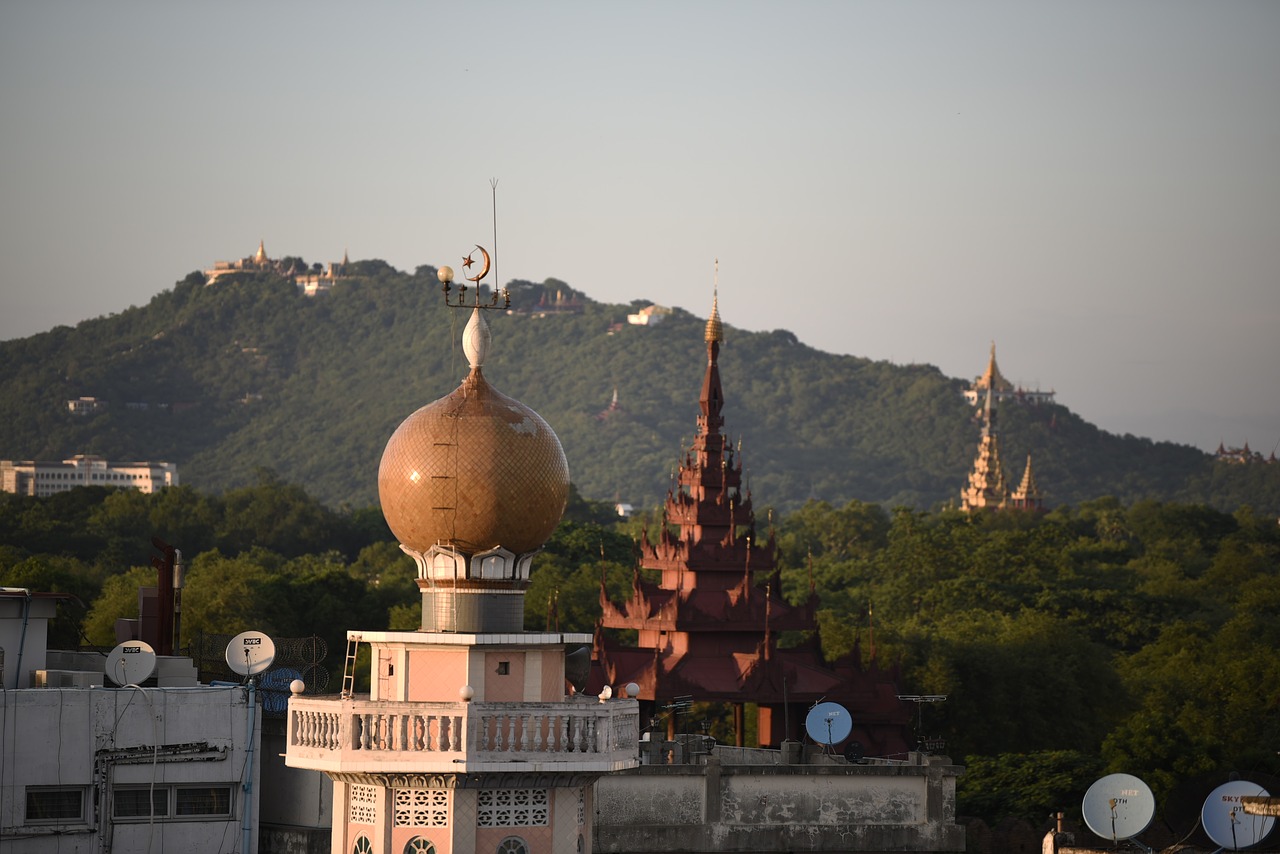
[1009,453,1044,510]
[705,258,723,344]
[976,341,1012,394]
[960,386,1009,512]
[254,239,267,264]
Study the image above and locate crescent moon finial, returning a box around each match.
[464,245,492,284]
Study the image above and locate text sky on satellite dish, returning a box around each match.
[804,701,853,745]
[106,640,157,686]
[226,630,276,677]
[1202,780,1275,850]
[1082,773,1156,841]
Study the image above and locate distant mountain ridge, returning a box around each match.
[2,262,1276,514]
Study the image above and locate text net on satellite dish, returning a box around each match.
[195,632,329,716]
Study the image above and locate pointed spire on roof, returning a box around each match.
[705,258,723,344]
[961,385,1009,512]
[975,341,1013,394]
[255,239,267,264]
[1009,454,1044,510]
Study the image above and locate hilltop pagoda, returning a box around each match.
[592,284,911,757]
[960,387,1010,511]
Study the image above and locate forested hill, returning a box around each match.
[2,263,1276,514]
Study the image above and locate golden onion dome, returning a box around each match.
[378,307,569,557]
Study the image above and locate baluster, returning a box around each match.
[507,715,517,753]
[455,714,466,751]
[532,713,544,752]
[560,715,569,753]
[587,717,598,753]
[425,715,436,751]
[358,713,370,750]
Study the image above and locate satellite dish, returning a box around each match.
[1202,780,1275,850]
[804,701,853,746]
[843,740,865,764]
[106,640,157,686]
[225,630,276,677]
[1082,773,1156,842]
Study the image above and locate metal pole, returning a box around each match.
[241,680,257,854]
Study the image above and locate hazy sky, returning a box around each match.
[2,1,1277,454]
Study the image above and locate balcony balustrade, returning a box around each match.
[286,696,640,776]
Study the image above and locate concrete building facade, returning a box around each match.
[1,455,179,497]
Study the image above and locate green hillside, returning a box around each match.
[2,263,1277,514]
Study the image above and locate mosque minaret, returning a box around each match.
[287,251,639,854]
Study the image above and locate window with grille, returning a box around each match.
[175,786,232,817]
[403,838,437,854]
[114,787,169,819]
[25,788,85,824]
[496,837,529,854]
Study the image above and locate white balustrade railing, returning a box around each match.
[288,698,638,765]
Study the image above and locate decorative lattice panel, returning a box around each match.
[349,784,378,824]
[477,789,549,827]
[394,788,450,827]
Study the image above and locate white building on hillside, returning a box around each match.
[1,455,179,497]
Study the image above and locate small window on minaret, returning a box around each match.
[496,661,510,675]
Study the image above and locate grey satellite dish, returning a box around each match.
[1082,773,1156,842]
[106,640,157,686]
[225,630,276,677]
[805,701,853,746]
[1202,780,1275,850]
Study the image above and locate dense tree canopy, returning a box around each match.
[1,480,1276,829]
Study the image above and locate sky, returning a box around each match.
[2,1,1277,454]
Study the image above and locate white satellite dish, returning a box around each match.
[804,701,853,746]
[225,630,276,677]
[1202,780,1275,850]
[106,640,157,686]
[1082,773,1156,842]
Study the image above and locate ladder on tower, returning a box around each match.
[340,636,359,699]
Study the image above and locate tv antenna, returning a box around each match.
[1082,773,1156,847]
[804,701,852,753]
[105,639,157,686]
[898,693,948,753]
[1202,780,1276,850]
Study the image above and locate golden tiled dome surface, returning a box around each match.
[378,370,570,556]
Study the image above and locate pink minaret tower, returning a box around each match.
[287,249,639,854]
